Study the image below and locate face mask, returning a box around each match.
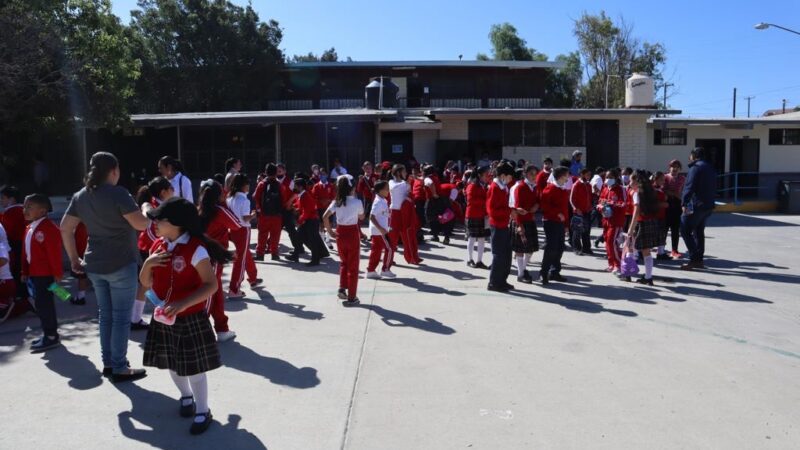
[320,175,328,183]
[622,175,630,184]
[605,179,616,187]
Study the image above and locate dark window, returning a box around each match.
[769,128,800,145]
[565,121,584,146]
[524,121,544,146]
[654,128,687,145]
[546,121,564,147]
[502,121,524,146]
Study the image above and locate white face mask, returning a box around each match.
[622,175,630,184]
[605,179,616,187]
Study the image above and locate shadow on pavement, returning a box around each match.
[357,304,456,335]
[508,289,639,317]
[221,340,320,389]
[41,345,103,390]
[383,277,466,297]
[664,285,773,303]
[115,382,268,449]
[228,289,325,321]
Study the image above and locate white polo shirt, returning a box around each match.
[325,196,363,226]
[369,196,390,236]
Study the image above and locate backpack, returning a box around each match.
[261,179,283,216]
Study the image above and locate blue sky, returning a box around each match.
[113,0,800,117]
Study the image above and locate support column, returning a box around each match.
[275,123,282,163]
[374,120,381,163]
[176,125,182,160]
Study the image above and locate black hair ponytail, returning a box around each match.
[183,212,233,265]
[85,152,119,191]
[636,170,659,216]
[198,180,223,229]
[334,176,352,207]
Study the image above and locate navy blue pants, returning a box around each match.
[541,221,565,276]
[489,226,512,286]
[680,209,712,263]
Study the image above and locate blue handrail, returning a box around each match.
[716,172,769,205]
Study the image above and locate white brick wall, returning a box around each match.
[618,116,648,169]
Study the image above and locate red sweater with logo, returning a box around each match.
[295,190,319,225]
[465,182,487,219]
[540,184,570,223]
[511,180,539,223]
[486,181,511,229]
[312,181,336,210]
[570,179,593,214]
[149,236,208,317]
[21,218,63,278]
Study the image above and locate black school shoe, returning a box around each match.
[285,253,300,262]
[443,237,450,245]
[30,336,60,353]
[517,273,533,284]
[111,368,147,383]
[342,298,360,307]
[475,261,489,270]
[271,254,280,261]
[549,273,568,283]
[179,396,196,418]
[539,273,550,286]
[487,283,511,292]
[131,319,150,330]
[337,289,348,300]
[635,277,655,286]
[467,260,476,268]
[190,411,213,435]
[254,254,265,262]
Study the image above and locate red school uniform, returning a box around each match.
[205,205,242,248]
[599,185,626,227]
[312,181,336,211]
[21,218,63,278]
[486,180,511,229]
[569,179,593,214]
[356,173,378,203]
[535,169,551,193]
[411,177,425,202]
[540,184,570,224]
[295,190,318,226]
[137,199,161,253]
[465,181,488,219]
[512,180,539,223]
[1,204,26,243]
[149,236,209,317]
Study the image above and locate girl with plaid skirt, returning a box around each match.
[509,165,540,283]
[464,167,490,269]
[627,170,661,286]
[140,197,234,435]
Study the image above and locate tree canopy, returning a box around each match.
[290,47,344,63]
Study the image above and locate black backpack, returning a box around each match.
[261,179,283,216]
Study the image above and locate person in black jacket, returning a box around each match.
[680,147,716,270]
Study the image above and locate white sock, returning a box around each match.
[523,253,532,267]
[644,255,654,279]
[131,299,146,323]
[516,256,526,276]
[189,373,209,417]
[467,237,476,262]
[476,238,485,263]
[169,370,192,398]
[77,290,86,299]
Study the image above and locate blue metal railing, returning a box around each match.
[717,172,800,204]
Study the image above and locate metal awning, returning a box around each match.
[130,109,397,127]
[427,108,681,117]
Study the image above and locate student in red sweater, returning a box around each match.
[1,186,26,300]
[597,169,626,274]
[510,164,540,283]
[293,178,329,266]
[410,166,426,243]
[198,180,242,342]
[254,163,292,261]
[356,161,377,218]
[21,194,63,352]
[627,170,662,286]
[312,168,337,250]
[535,157,553,192]
[569,168,595,256]
[539,167,571,285]
[486,161,518,292]
[465,167,490,269]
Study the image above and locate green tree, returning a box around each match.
[130,0,284,113]
[290,47,340,63]
[477,23,547,61]
[573,11,669,108]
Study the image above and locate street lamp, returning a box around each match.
[754,22,800,36]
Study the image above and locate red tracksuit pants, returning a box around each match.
[256,215,282,256]
[336,225,360,301]
[367,234,393,272]
[604,225,622,269]
[229,227,258,293]
[208,264,229,332]
[388,203,420,264]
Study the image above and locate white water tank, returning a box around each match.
[625,73,655,108]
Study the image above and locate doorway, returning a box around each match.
[381,131,414,163]
[730,138,760,198]
[585,120,619,170]
[695,139,726,193]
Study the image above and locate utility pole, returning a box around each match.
[732,87,737,117]
[662,83,674,109]
[744,96,755,117]
[782,99,787,114]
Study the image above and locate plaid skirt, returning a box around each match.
[465,217,489,238]
[143,311,221,376]
[634,219,662,250]
[511,220,539,253]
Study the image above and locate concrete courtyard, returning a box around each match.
[1,212,799,449]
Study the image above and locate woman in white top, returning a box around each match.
[225,174,261,297]
[388,164,422,264]
[158,156,194,203]
[323,175,364,306]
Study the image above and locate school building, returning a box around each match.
[81,60,800,202]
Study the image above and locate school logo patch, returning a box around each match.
[34,231,45,243]
[172,256,187,273]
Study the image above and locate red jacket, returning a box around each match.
[296,190,318,225]
[570,179,593,214]
[21,218,63,278]
[598,185,626,227]
[511,180,539,223]
[356,173,378,202]
[540,184,570,224]
[149,236,207,317]
[535,170,551,193]
[465,182,487,219]
[411,177,425,202]
[254,178,294,214]
[312,181,336,210]
[1,204,26,242]
[205,205,242,248]
[486,181,511,229]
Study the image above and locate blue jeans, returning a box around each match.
[680,209,713,263]
[87,263,138,373]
